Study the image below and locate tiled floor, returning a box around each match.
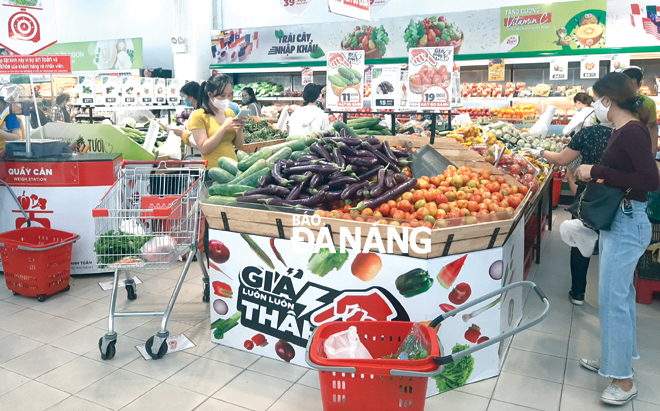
[1,210,659,410]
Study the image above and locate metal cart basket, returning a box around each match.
[92,160,209,360]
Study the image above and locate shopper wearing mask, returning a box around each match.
[0,88,24,151]
[241,87,261,117]
[50,93,72,123]
[563,92,596,195]
[620,66,658,155]
[523,123,612,305]
[574,72,659,406]
[180,81,200,109]
[188,74,245,168]
[287,83,330,135]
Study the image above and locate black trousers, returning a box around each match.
[569,184,595,296]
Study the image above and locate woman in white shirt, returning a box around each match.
[287,84,329,135]
[563,92,595,194]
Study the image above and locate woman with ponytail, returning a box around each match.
[188,74,245,169]
[575,72,659,406]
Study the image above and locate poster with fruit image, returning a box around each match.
[371,65,400,110]
[207,227,525,398]
[407,47,454,110]
[581,55,600,79]
[326,50,365,109]
[549,58,569,81]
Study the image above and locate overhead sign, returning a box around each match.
[0,1,57,55]
[0,54,69,73]
[280,0,312,16]
[549,58,568,80]
[328,0,370,21]
[39,38,143,71]
[407,47,454,110]
[371,65,399,109]
[580,55,599,79]
[326,50,365,109]
[488,59,505,81]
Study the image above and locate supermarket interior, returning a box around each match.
[0,0,659,410]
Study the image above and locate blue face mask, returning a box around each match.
[183,99,192,107]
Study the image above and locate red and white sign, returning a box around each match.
[280,0,312,16]
[326,50,365,109]
[0,54,70,74]
[0,1,57,55]
[328,0,370,21]
[369,0,391,14]
[407,47,454,110]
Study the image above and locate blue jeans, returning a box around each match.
[599,200,652,379]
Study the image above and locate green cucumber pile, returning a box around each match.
[341,116,392,136]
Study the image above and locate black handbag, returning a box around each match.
[567,182,632,231]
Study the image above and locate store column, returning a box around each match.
[172,0,214,81]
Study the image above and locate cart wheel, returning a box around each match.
[202,283,210,302]
[98,337,116,360]
[145,336,168,360]
[63,285,70,292]
[12,291,18,296]
[37,295,46,302]
[126,284,137,300]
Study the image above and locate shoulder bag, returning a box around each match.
[567,181,631,231]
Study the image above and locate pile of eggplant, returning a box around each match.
[236,130,416,210]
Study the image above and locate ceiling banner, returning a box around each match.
[328,0,371,21]
[280,0,313,16]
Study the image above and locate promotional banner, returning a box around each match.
[281,0,312,16]
[500,0,607,53]
[78,75,95,106]
[0,55,70,74]
[208,229,523,397]
[326,50,364,109]
[580,55,600,79]
[549,58,569,80]
[370,0,391,14]
[407,47,453,110]
[371,65,399,109]
[39,38,143,71]
[0,0,57,55]
[100,75,119,106]
[328,0,370,21]
[139,77,154,105]
[488,59,505,82]
[121,76,137,106]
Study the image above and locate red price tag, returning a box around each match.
[420,85,449,108]
[337,86,362,108]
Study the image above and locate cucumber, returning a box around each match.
[286,135,318,146]
[380,128,393,136]
[204,195,238,205]
[230,159,267,184]
[217,157,238,176]
[338,68,354,82]
[370,123,388,130]
[264,139,307,153]
[266,147,293,167]
[329,74,348,88]
[351,77,360,86]
[348,68,362,81]
[234,168,271,187]
[333,120,359,139]
[209,184,254,197]
[236,150,248,161]
[347,117,381,129]
[238,147,273,172]
[290,148,310,161]
[208,167,235,184]
[352,128,373,135]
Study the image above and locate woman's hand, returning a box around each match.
[221,116,245,132]
[171,128,184,137]
[576,164,593,182]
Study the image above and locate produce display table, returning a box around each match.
[0,153,122,275]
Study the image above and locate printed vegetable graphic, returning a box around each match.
[212,281,233,298]
[208,239,230,264]
[448,282,471,305]
[213,299,228,315]
[18,191,30,210]
[244,340,254,350]
[270,238,287,267]
[252,333,268,347]
[208,260,231,280]
[241,234,275,269]
[432,344,475,393]
[439,303,456,316]
[464,324,481,343]
[310,46,325,59]
[462,297,501,322]
[307,247,349,277]
[211,312,241,340]
[351,252,382,281]
[477,336,490,344]
[489,260,504,280]
[395,269,433,298]
[275,339,295,362]
[437,255,467,289]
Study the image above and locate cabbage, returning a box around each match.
[123,117,137,128]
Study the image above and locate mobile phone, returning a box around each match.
[237,109,250,118]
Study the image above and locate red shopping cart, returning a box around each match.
[306,281,550,411]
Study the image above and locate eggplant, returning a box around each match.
[362,142,401,172]
[334,137,362,146]
[391,148,410,158]
[363,136,381,145]
[321,137,338,146]
[340,128,347,138]
[297,155,320,162]
[357,166,383,181]
[299,194,310,199]
[385,169,395,189]
[332,147,346,169]
[236,194,276,204]
[310,143,333,162]
[328,176,358,188]
[356,150,377,158]
[338,142,358,156]
[394,172,409,183]
[317,184,330,192]
[369,168,387,198]
[306,188,319,195]
[353,178,418,211]
[381,141,398,163]
[341,180,370,200]
[257,175,272,188]
[397,159,412,167]
[288,173,312,184]
[353,166,368,175]
[272,162,291,186]
[243,185,290,197]
[287,180,305,200]
[345,156,379,167]
[310,173,323,188]
[286,164,338,174]
[340,165,360,180]
[269,189,327,207]
[325,191,344,202]
[371,143,383,151]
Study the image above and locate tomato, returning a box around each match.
[447,201,457,210]
[436,209,447,219]
[445,191,456,202]
[414,199,427,209]
[417,179,429,190]
[342,205,351,213]
[488,203,500,212]
[438,203,450,212]
[424,190,436,203]
[459,209,470,217]
[448,210,461,219]
[525,180,539,193]
[367,218,377,223]
[417,208,430,218]
[379,203,390,216]
[478,203,488,211]
[355,216,365,222]
[401,192,414,202]
[481,191,492,200]
[471,194,482,204]
[391,210,405,220]
[456,199,468,209]
[455,191,468,201]
[342,214,353,220]
[467,201,479,212]
[489,175,498,182]
[482,199,493,206]
[422,222,434,229]
[436,174,445,182]
[424,203,438,216]
[480,170,491,179]
[410,220,422,227]
[374,211,383,218]
[398,200,412,212]
[518,185,529,195]
[510,185,519,194]
[497,176,506,185]
[486,182,501,192]
[523,173,535,183]
[430,176,440,186]
[385,200,396,209]
[492,192,504,202]
[477,209,489,215]
[420,176,430,182]
[412,190,424,202]
[509,164,522,175]
[401,222,411,228]
[435,193,448,204]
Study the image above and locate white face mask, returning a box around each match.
[212,97,230,110]
[593,97,611,125]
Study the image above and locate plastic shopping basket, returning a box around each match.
[0,227,80,302]
[306,281,550,411]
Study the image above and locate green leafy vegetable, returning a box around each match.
[432,343,475,393]
[310,46,325,59]
[372,25,390,56]
[307,247,349,277]
[243,118,288,143]
[93,230,153,264]
[211,312,241,339]
[403,20,425,50]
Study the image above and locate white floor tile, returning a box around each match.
[165,357,242,396]
[17,316,84,344]
[563,359,610,392]
[296,369,320,390]
[90,315,152,335]
[204,344,260,368]
[123,351,197,381]
[569,311,601,342]
[634,400,660,411]
[424,389,489,411]
[169,300,211,326]
[212,370,293,411]
[178,325,216,357]
[59,302,110,325]
[247,356,307,382]
[139,276,178,294]
[492,372,562,411]
[1,294,46,308]
[124,319,191,342]
[502,348,566,383]
[0,380,69,411]
[76,369,159,410]
[511,329,569,358]
[0,308,54,333]
[634,348,660,377]
[454,376,497,398]
[268,384,324,411]
[634,370,660,405]
[2,345,77,379]
[120,383,206,411]
[488,400,541,410]
[0,300,25,316]
[158,281,205,304]
[30,295,89,316]
[560,384,633,411]
[637,327,660,354]
[0,368,30,397]
[0,333,43,364]
[37,356,115,394]
[195,397,251,411]
[528,313,572,338]
[567,337,600,360]
[43,395,111,411]
[51,326,108,356]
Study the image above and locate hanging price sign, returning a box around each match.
[326,50,365,109]
[407,47,453,110]
[280,0,312,16]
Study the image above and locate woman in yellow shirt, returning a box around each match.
[188,74,245,169]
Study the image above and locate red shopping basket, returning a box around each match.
[306,281,550,411]
[0,227,79,302]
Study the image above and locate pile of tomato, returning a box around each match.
[317,166,528,228]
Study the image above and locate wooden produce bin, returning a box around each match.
[241,138,287,154]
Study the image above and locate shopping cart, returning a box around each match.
[306,281,550,411]
[92,160,210,360]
